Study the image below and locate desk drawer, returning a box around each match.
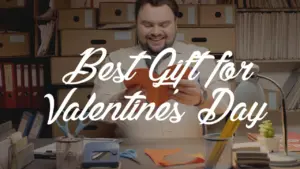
[176,28,235,53]
[51,56,101,85]
[177,5,198,27]
[98,2,135,24]
[60,29,136,56]
[58,9,97,29]
[199,5,235,27]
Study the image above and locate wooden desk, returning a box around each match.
[25,137,300,169]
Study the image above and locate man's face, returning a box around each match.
[136,3,177,55]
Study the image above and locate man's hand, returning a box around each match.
[168,79,203,106]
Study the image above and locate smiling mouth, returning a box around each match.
[149,38,164,42]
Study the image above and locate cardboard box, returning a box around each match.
[176,28,235,53]
[60,28,136,56]
[199,5,235,27]
[98,2,135,24]
[57,88,93,108]
[177,5,198,27]
[50,56,102,85]
[52,0,71,9]
[58,9,97,29]
[0,0,25,8]
[52,119,117,138]
[0,32,30,57]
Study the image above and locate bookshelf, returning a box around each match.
[233,1,300,114]
[0,0,53,138]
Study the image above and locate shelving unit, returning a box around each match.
[0,0,54,137]
[233,3,300,114]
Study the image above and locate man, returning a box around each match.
[92,0,230,139]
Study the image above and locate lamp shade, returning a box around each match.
[234,77,266,115]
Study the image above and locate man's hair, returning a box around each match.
[134,0,179,19]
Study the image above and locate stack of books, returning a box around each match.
[233,142,271,168]
[234,151,271,169]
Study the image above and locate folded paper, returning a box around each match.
[144,148,204,167]
[124,65,192,106]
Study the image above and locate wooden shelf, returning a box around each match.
[234,59,300,72]
[237,8,300,12]
[235,59,300,63]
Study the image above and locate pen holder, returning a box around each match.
[56,136,83,169]
[203,133,233,169]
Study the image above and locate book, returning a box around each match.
[123,64,192,106]
[233,142,261,151]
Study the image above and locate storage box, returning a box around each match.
[52,0,71,9]
[98,2,135,24]
[51,56,102,85]
[176,28,235,53]
[0,0,25,8]
[52,119,117,138]
[58,9,97,29]
[60,28,136,56]
[57,88,93,108]
[0,32,30,57]
[199,5,235,27]
[177,5,198,27]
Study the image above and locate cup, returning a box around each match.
[56,136,84,169]
[203,133,233,169]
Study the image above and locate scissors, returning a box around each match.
[55,111,92,138]
[120,149,141,165]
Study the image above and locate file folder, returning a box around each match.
[23,64,31,108]
[28,112,44,139]
[30,64,39,109]
[3,63,17,108]
[18,112,34,137]
[16,64,24,108]
[0,64,5,108]
[37,64,45,109]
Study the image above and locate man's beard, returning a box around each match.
[138,36,176,70]
[139,38,175,56]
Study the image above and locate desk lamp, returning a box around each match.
[233,64,300,167]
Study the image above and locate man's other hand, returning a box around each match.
[168,79,203,106]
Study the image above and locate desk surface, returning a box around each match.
[26,137,300,169]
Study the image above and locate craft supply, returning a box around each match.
[34,138,122,159]
[124,65,191,107]
[55,119,73,138]
[144,148,204,167]
[204,133,233,169]
[56,136,83,169]
[120,149,141,165]
[74,119,92,137]
[82,141,120,168]
[205,116,240,168]
[55,111,92,138]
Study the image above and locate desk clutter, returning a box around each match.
[0,121,35,169]
[34,136,206,169]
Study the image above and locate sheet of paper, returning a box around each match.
[144,148,204,167]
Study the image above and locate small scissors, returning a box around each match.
[120,149,141,165]
[55,111,92,138]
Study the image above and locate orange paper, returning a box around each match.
[124,64,192,106]
[144,148,205,167]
